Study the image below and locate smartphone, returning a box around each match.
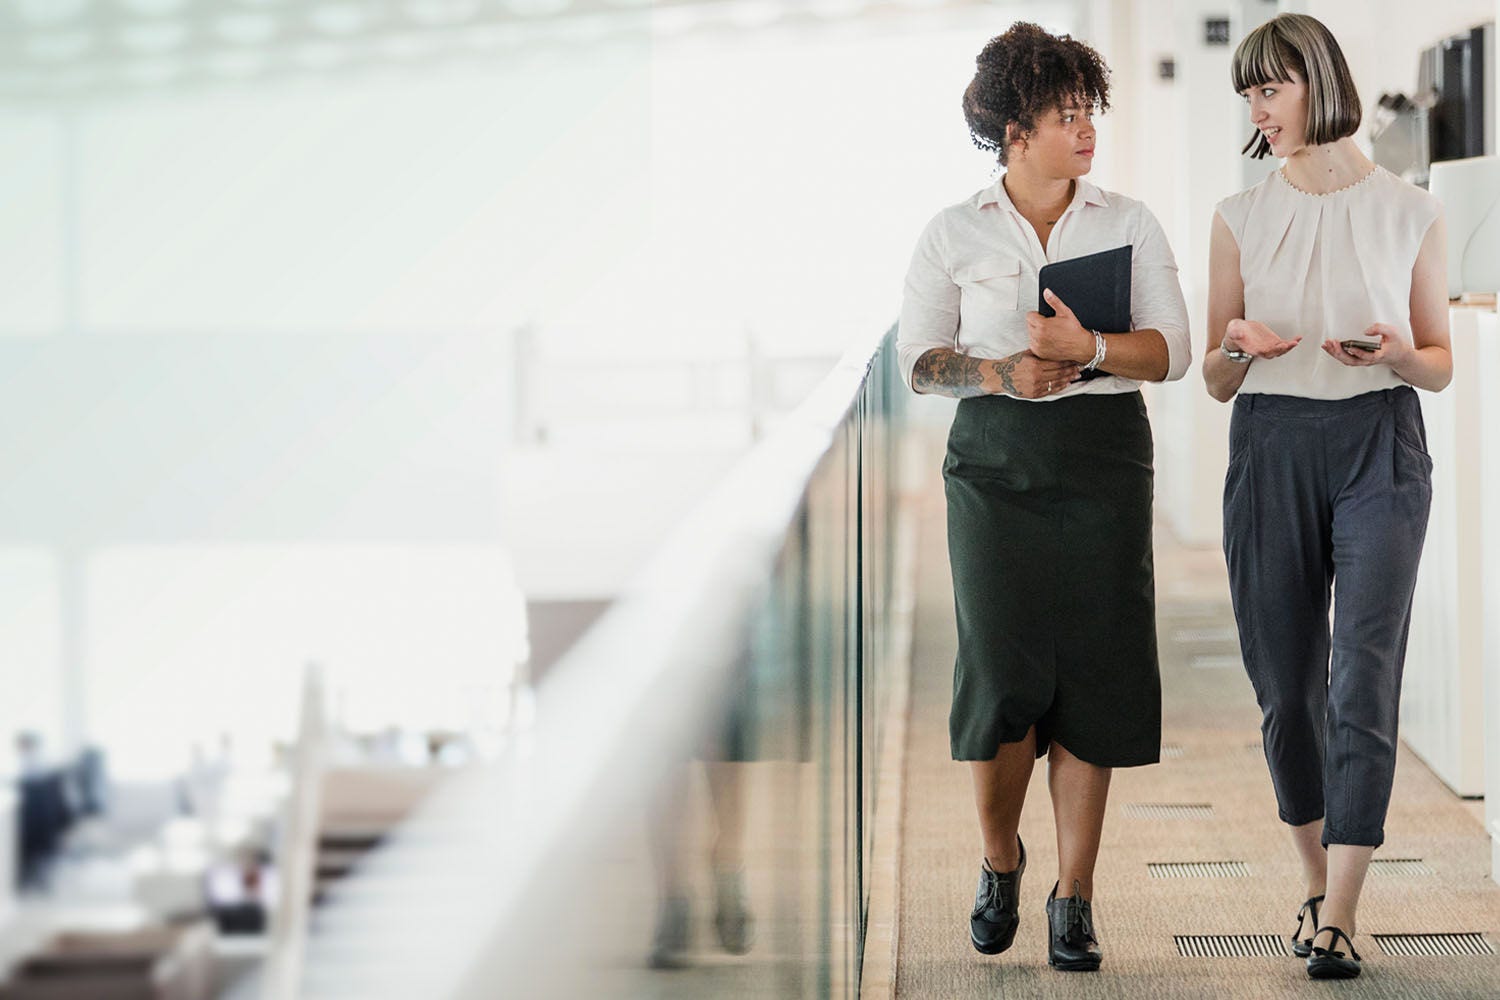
[1340,338,1381,353]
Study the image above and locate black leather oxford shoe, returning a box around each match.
[970,835,1026,955]
[1045,879,1102,972]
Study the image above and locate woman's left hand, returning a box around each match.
[1320,324,1411,367]
[1026,288,1093,363]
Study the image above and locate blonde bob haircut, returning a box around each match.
[1231,13,1361,159]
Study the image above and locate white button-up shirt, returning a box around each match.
[897,176,1192,398]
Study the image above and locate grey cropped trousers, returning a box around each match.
[1222,386,1432,848]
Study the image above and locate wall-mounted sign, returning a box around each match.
[1158,58,1176,81]
[1205,17,1231,45]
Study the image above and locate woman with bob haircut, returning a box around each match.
[898,22,1190,972]
[1205,12,1452,980]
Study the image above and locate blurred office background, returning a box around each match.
[1,0,1499,997]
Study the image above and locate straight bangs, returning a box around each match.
[1231,14,1362,159]
[1230,24,1300,95]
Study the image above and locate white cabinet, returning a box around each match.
[1478,309,1500,884]
[1402,307,1495,804]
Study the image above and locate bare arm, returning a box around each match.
[1093,329,1170,382]
[1203,213,1253,403]
[912,347,1081,400]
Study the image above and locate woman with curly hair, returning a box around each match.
[897,22,1190,971]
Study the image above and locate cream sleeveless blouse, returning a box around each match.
[1215,165,1442,400]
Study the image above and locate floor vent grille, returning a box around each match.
[1191,654,1242,670]
[1160,744,1185,759]
[1369,858,1435,877]
[1373,933,1494,957]
[1149,861,1250,878]
[1175,934,1287,958]
[1124,803,1215,820]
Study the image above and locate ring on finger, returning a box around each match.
[1047,380,1053,393]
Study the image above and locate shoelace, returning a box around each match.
[1063,896,1095,944]
[1059,880,1095,944]
[973,869,1009,917]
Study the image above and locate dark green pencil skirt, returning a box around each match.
[943,390,1160,767]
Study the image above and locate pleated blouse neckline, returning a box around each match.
[1274,163,1382,199]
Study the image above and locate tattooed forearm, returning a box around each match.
[992,354,1020,396]
[912,349,989,398]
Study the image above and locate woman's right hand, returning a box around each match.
[1224,319,1300,359]
[991,350,1081,399]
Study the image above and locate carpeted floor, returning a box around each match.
[893,477,1500,999]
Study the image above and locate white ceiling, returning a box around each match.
[0,0,1034,101]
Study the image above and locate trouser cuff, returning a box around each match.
[1321,825,1384,849]
[1278,808,1324,828]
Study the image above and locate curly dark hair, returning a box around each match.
[964,22,1111,165]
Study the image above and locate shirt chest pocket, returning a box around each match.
[953,256,1022,311]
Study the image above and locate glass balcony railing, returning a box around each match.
[276,325,910,999]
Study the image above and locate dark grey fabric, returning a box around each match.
[943,391,1160,767]
[1222,386,1432,848]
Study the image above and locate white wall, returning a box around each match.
[1087,0,1260,546]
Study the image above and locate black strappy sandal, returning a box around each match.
[1290,894,1324,958]
[1306,926,1361,979]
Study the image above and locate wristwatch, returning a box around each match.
[1220,339,1252,363]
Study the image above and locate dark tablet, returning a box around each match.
[1038,245,1133,381]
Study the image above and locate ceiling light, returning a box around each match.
[504,0,571,16]
[464,24,525,50]
[119,20,192,52]
[25,31,95,62]
[15,0,91,27]
[725,1,785,29]
[405,0,481,27]
[809,0,869,16]
[375,32,441,59]
[309,2,373,35]
[118,0,191,16]
[215,11,281,44]
[652,6,706,35]
[549,15,612,44]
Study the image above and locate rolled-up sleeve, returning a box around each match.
[897,213,960,392]
[1131,205,1192,382]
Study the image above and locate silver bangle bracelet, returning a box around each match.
[1081,330,1107,372]
[1220,339,1252,363]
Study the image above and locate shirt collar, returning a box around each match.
[978,174,1109,214]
